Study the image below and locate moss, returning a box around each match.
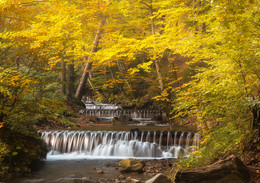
[0,127,47,180]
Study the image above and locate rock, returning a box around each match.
[118,159,144,172]
[177,148,185,159]
[79,109,86,114]
[118,174,125,179]
[126,177,142,183]
[96,169,104,174]
[146,123,155,126]
[145,173,172,183]
[161,112,169,123]
[115,178,121,183]
[89,116,99,122]
[175,155,250,183]
[118,115,132,122]
[112,117,122,125]
[130,128,139,133]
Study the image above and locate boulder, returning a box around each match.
[118,115,132,122]
[175,155,250,183]
[89,116,99,122]
[118,159,144,172]
[96,169,104,174]
[126,177,142,183]
[79,109,86,115]
[112,117,121,125]
[145,173,172,183]
[161,112,169,123]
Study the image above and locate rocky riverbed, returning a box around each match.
[11,158,176,183]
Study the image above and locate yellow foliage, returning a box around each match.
[152,90,170,102]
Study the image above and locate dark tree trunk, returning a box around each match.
[252,105,260,137]
[0,112,7,123]
[75,20,104,99]
[67,63,75,98]
[60,60,66,95]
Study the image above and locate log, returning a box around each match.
[175,155,250,183]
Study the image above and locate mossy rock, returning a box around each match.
[118,159,144,172]
[0,127,47,180]
[112,117,122,125]
[118,115,132,122]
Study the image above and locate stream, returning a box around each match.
[11,99,199,183]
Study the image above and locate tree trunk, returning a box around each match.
[60,60,66,95]
[75,20,104,99]
[116,60,132,90]
[252,105,260,138]
[0,112,7,123]
[67,62,75,98]
[150,2,164,91]
[175,155,250,183]
[88,73,105,101]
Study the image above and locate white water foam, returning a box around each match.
[40,131,199,161]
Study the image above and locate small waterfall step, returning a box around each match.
[80,96,163,122]
[40,130,200,160]
[82,109,162,121]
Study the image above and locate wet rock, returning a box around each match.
[145,173,172,183]
[115,178,121,183]
[118,115,132,122]
[177,148,185,158]
[112,117,121,125]
[130,128,139,133]
[146,123,155,126]
[98,178,115,183]
[118,159,144,172]
[96,169,104,174]
[89,116,99,122]
[79,109,86,114]
[118,174,125,179]
[126,177,142,183]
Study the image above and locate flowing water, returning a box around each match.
[80,98,162,121]
[40,130,200,160]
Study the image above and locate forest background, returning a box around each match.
[0,0,259,180]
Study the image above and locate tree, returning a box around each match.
[171,0,259,165]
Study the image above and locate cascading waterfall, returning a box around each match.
[40,131,200,160]
[83,109,162,120]
[80,98,162,121]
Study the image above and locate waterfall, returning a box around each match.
[83,109,162,121]
[40,131,200,160]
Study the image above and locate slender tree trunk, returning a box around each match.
[60,60,66,95]
[109,65,120,89]
[0,112,7,122]
[67,62,75,98]
[88,73,105,101]
[150,2,164,91]
[75,20,104,99]
[116,60,132,90]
